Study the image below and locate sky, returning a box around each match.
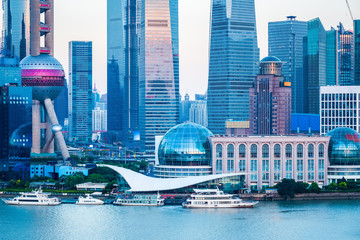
[19,0,360,99]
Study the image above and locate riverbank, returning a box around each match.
[241,192,360,201]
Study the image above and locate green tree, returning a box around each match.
[277,179,297,198]
[327,182,338,190]
[346,180,356,190]
[338,182,347,190]
[294,182,309,193]
[65,172,85,190]
[86,174,106,183]
[309,182,321,193]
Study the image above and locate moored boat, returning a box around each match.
[4,188,61,206]
[76,194,104,205]
[182,189,258,208]
[113,193,164,206]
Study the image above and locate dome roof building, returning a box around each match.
[326,127,360,165]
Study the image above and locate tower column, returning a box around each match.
[44,113,54,153]
[45,0,54,55]
[30,0,41,56]
[32,100,41,153]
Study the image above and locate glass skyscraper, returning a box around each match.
[0,0,30,60]
[304,18,326,114]
[356,20,360,86]
[207,0,259,134]
[326,28,337,86]
[68,41,93,142]
[338,23,354,86]
[268,16,307,113]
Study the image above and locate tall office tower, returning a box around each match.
[20,0,70,162]
[68,41,93,142]
[326,28,338,86]
[338,23,354,86]
[249,56,291,135]
[268,16,307,113]
[207,0,259,134]
[54,81,68,127]
[139,0,180,152]
[355,20,360,85]
[303,18,326,114]
[180,93,192,123]
[92,107,107,132]
[107,0,140,145]
[189,101,208,127]
[1,0,30,60]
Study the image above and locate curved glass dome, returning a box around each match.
[260,56,282,63]
[158,122,214,166]
[326,127,360,165]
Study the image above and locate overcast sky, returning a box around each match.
[12,0,360,99]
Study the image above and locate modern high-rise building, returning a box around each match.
[354,20,360,85]
[138,0,180,152]
[107,0,140,145]
[54,81,68,128]
[338,23,354,86]
[68,41,93,142]
[0,0,30,60]
[180,93,192,123]
[0,57,21,86]
[189,100,207,127]
[249,56,291,135]
[304,18,326,114]
[92,107,107,132]
[268,16,307,113]
[320,86,360,135]
[326,27,338,86]
[207,0,259,134]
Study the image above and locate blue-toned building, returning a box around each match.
[354,20,360,85]
[207,0,259,134]
[326,28,338,86]
[0,0,30,60]
[268,16,307,113]
[304,18,326,114]
[54,81,68,128]
[337,23,354,86]
[68,41,92,142]
[291,113,320,134]
[0,57,21,86]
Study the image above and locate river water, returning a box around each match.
[0,200,359,240]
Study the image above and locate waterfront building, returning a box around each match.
[211,135,330,190]
[154,122,213,178]
[0,57,22,86]
[304,18,326,114]
[189,100,207,127]
[30,164,89,179]
[207,0,259,134]
[0,85,32,180]
[20,0,70,162]
[92,107,107,132]
[76,182,107,191]
[0,0,30,60]
[68,41,93,142]
[139,0,180,152]
[291,113,320,134]
[249,56,291,135]
[326,127,360,183]
[320,86,360,134]
[268,16,307,113]
[355,20,360,85]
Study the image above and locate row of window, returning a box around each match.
[216,143,325,159]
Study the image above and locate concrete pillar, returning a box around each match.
[44,114,54,153]
[44,98,70,160]
[30,0,40,56]
[32,100,41,153]
[45,0,54,55]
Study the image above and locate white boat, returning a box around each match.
[182,189,258,208]
[76,194,104,205]
[113,193,164,206]
[4,188,61,206]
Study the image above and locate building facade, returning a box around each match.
[211,135,330,190]
[0,0,30,60]
[249,56,291,135]
[68,41,93,142]
[189,100,207,127]
[268,16,307,113]
[326,28,338,86]
[338,23,354,86]
[304,18,326,114]
[207,0,259,134]
[354,19,360,86]
[320,86,360,135]
[92,107,107,132]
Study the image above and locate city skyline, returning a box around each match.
[1,0,357,99]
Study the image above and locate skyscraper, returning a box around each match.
[0,0,30,60]
[326,27,338,86]
[304,18,326,114]
[268,16,307,113]
[356,20,360,85]
[249,56,291,135]
[207,0,259,134]
[338,23,354,86]
[139,0,180,152]
[68,41,92,142]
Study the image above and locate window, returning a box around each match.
[297,144,303,158]
[227,160,234,172]
[319,144,324,158]
[274,173,281,181]
[262,160,269,172]
[216,144,222,158]
[286,160,292,171]
[274,144,281,158]
[251,144,257,158]
[262,144,269,158]
[286,144,292,158]
[319,159,324,171]
[308,159,314,171]
[239,144,246,158]
[239,160,246,172]
[251,160,257,172]
[297,172,303,181]
[319,172,324,180]
[297,160,303,171]
[308,172,314,181]
[227,144,234,158]
[262,173,269,181]
[274,160,281,172]
[308,144,314,158]
[216,160,222,171]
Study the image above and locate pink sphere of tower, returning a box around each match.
[20,54,65,101]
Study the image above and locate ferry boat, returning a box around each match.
[4,188,61,206]
[182,189,258,208]
[76,194,104,205]
[113,193,164,206]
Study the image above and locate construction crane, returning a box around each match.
[345,0,354,21]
